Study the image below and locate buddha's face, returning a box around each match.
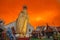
[23,6,27,12]
[23,9,27,13]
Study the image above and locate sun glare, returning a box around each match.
[36,17,42,22]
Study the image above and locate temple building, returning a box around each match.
[0,19,5,30]
[4,6,34,38]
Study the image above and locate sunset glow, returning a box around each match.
[0,0,60,28]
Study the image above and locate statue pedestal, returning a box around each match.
[18,37,29,40]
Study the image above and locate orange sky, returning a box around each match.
[0,0,60,28]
